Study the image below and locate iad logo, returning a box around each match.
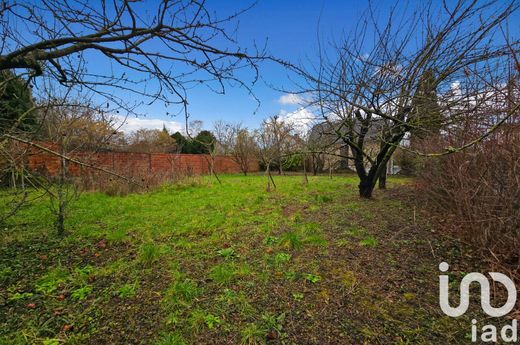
[439,262,517,317]
[439,262,518,342]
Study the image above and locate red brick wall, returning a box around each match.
[26,146,259,177]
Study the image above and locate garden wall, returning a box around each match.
[26,144,259,178]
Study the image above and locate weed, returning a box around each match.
[217,288,255,317]
[403,292,415,300]
[71,285,92,300]
[284,270,297,281]
[203,314,221,329]
[264,236,278,246]
[166,279,201,305]
[8,292,33,301]
[291,213,302,223]
[116,282,139,298]
[345,226,366,238]
[139,242,162,267]
[73,265,95,285]
[217,288,237,302]
[336,239,350,247]
[42,339,59,345]
[273,252,291,267]
[261,312,285,334]
[292,292,304,301]
[279,231,303,250]
[303,233,327,247]
[240,323,265,345]
[240,312,285,344]
[360,235,378,247]
[165,312,180,326]
[0,267,12,280]
[304,273,321,284]
[209,263,236,285]
[35,268,68,295]
[189,309,221,331]
[155,332,187,345]
[217,247,236,259]
[74,265,94,277]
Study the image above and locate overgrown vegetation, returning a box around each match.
[0,175,481,344]
[417,123,520,272]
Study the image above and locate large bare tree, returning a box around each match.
[292,0,519,198]
[0,1,264,113]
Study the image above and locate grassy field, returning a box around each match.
[0,174,472,344]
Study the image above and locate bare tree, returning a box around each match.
[27,95,117,235]
[0,1,264,117]
[254,121,278,191]
[126,128,176,153]
[214,121,257,176]
[292,0,519,198]
[255,116,299,190]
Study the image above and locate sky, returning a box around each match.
[115,0,370,134]
[16,0,518,135]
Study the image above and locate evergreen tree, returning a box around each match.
[170,130,216,154]
[410,69,442,140]
[171,131,187,152]
[0,70,36,135]
[193,130,216,154]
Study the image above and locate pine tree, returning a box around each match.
[410,69,442,140]
[0,70,36,135]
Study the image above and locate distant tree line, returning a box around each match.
[170,130,216,154]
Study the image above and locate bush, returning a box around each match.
[281,153,303,171]
[417,125,520,268]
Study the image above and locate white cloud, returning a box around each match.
[278,93,303,106]
[113,115,183,134]
[279,107,316,135]
[450,81,462,96]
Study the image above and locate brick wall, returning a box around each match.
[26,145,259,178]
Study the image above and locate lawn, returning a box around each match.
[0,175,472,344]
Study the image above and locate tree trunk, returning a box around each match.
[378,163,387,189]
[56,154,67,236]
[303,154,309,184]
[56,207,65,236]
[266,165,271,191]
[358,179,374,198]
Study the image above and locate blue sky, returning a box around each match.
[125,0,519,134]
[19,0,516,134]
[117,0,370,133]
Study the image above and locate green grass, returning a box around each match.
[0,174,472,344]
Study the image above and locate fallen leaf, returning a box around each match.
[266,330,278,340]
